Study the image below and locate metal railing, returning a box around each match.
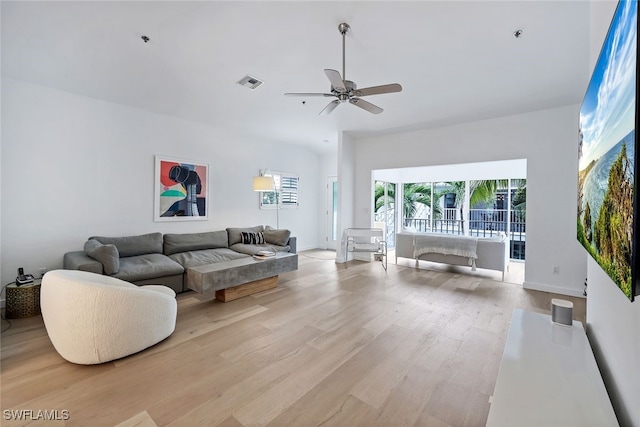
[402,208,464,234]
[468,209,525,235]
[374,210,396,248]
[403,218,464,235]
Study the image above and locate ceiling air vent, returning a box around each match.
[236,75,264,90]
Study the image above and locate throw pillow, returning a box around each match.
[227,226,264,246]
[84,239,120,275]
[241,232,265,245]
[264,226,291,246]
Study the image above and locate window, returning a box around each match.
[400,179,526,260]
[259,171,299,209]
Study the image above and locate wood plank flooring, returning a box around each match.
[0,251,586,427]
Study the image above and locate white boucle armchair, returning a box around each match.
[41,270,177,365]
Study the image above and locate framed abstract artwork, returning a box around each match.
[154,156,209,222]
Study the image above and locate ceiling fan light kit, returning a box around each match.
[285,22,402,115]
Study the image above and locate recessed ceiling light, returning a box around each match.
[236,75,264,90]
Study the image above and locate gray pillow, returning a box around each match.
[264,226,291,246]
[90,232,162,257]
[84,239,120,275]
[226,225,264,246]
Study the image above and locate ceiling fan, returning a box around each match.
[285,22,402,115]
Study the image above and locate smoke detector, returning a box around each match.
[236,75,264,90]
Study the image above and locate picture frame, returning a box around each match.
[154,155,209,222]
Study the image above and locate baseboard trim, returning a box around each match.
[523,281,586,298]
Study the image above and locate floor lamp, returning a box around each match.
[253,171,279,229]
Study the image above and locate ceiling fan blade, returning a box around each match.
[349,98,383,114]
[285,92,334,97]
[324,69,346,92]
[354,83,403,97]
[320,99,340,115]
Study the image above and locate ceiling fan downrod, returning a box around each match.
[338,23,350,86]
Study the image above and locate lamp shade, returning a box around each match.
[253,176,274,192]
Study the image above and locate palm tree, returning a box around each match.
[374,182,442,219]
[443,180,508,233]
[374,182,395,213]
[402,183,443,220]
[447,180,507,208]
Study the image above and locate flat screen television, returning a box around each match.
[578,0,638,301]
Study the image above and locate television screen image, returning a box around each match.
[578,0,638,301]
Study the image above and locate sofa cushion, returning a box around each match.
[84,239,120,275]
[227,225,264,246]
[64,251,104,275]
[163,230,229,255]
[240,231,265,245]
[90,233,163,257]
[263,226,291,246]
[169,248,249,268]
[113,253,184,282]
[230,243,290,256]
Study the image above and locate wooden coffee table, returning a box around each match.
[186,252,298,302]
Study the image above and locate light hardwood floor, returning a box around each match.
[1,251,585,427]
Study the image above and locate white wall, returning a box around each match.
[373,158,527,183]
[585,2,640,426]
[587,258,640,427]
[1,79,322,288]
[349,105,587,297]
[0,0,3,290]
[335,132,355,262]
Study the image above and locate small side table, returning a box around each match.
[5,280,42,319]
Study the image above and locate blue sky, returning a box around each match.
[579,0,637,170]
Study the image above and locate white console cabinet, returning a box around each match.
[486,309,618,426]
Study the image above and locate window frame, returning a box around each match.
[258,170,299,210]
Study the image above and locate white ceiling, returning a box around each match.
[2,1,591,154]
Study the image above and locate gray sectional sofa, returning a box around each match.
[63,226,297,293]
